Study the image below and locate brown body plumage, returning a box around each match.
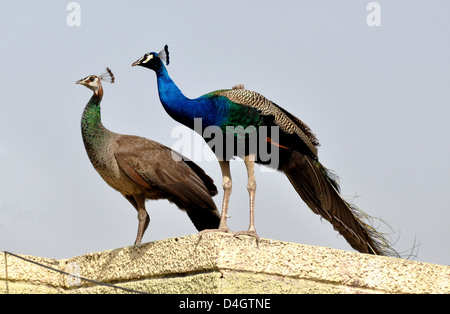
[76,69,220,245]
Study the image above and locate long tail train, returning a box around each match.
[281,151,399,257]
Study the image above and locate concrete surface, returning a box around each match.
[1,233,449,294]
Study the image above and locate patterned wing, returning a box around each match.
[215,89,320,156]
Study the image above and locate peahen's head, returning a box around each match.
[76,68,115,95]
[132,45,169,70]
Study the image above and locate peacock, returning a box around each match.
[76,67,220,245]
[132,46,399,256]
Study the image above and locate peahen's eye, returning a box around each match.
[89,76,95,82]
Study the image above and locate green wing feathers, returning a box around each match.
[216,88,319,156]
[207,88,398,256]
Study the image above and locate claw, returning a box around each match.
[196,225,232,245]
[198,226,231,235]
[233,230,260,248]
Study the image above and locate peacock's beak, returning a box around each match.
[132,53,152,67]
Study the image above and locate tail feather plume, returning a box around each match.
[281,151,399,257]
[185,208,221,231]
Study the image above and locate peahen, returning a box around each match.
[132,46,399,256]
[76,67,220,245]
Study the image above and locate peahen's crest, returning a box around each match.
[99,67,115,84]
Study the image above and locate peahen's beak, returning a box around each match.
[75,78,84,85]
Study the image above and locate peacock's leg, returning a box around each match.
[197,160,232,236]
[217,160,232,233]
[234,154,259,244]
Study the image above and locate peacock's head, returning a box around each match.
[76,68,115,94]
[132,45,169,70]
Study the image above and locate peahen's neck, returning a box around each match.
[81,90,112,152]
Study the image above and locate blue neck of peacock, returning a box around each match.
[154,64,225,130]
[154,65,193,123]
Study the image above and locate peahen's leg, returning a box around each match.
[132,193,150,245]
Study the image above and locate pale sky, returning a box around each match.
[0,1,448,266]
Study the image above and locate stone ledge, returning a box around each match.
[1,233,449,294]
